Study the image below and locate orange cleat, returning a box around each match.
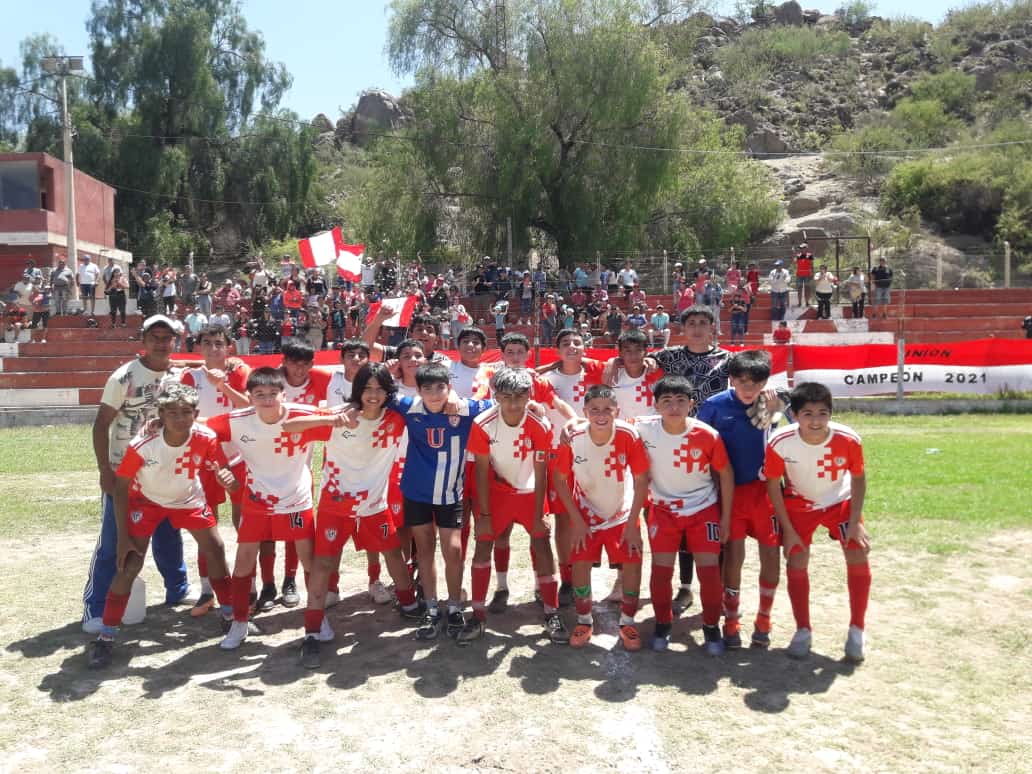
[570,623,593,648]
[619,624,642,652]
[190,592,215,618]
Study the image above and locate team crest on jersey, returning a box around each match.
[391,503,401,514]
[691,448,702,459]
[618,453,626,465]
[130,510,143,524]
[192,454,202,465]
[835,456,846,466]
[325,528,337,542]
[448,416,461,427]
[291,433,302,443]
[303,395,315,404]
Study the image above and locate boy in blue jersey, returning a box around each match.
[392,361,493,640]
[697,350,788,649]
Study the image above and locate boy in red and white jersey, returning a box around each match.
[609,330,664,424]
[551,385,649,651]
[179,324,250,616]
[638,375,733,655]
[764,381,869,663]
[539,329,605,605]
[86,383,236,669]
[207,367,319,650]
[460,368,569,645]
[283,362,420,668]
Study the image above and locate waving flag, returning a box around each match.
[367,295,419,329]
[298,227,345,269]
[336,242,365,282]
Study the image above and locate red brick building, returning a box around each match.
[0,152,131,289]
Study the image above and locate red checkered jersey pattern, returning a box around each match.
[636,416,729,517]
[763,422,864,510]
[542,358,605,443]
[304,409,407,516]
[283,367,332,406]
[207,405,317,514]
[554,420,649,531]
[180,365,250,419]
[466,407,551,494]
[611,367,664,423]
[117,424,226,510]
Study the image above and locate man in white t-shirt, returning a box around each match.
[77,254,101,316]
[768,260,791,321]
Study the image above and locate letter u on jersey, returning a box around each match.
[426,428,446,449]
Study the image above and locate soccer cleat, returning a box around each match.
[368,580,392,605]
[281,578,300,608]
[446,610,465,638]
[220,620,251,650]
[619,624,642,652]
[545,613,570,644]
[456,618,486,646]
[703,624,726,656]
[673,586,694,612]
[255,583,277,612]
[787,628,812,659]
[82,616,104,635]
[750,628,771,649]
[399,600,427,621]
[844,625,865,663]
[723,622,743,650]
[487,589,510,614]
[415,611,443,640]
[87,638,114,669]
[324,591,341,609]
[220,616,261,636]
[300,636,321,669]
[570,623,593,649]
[651,623,672,652]
[190,592,215,618]
[318,617,335,643]
[557,582,574,608]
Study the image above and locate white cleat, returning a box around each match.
[844,625,865,663]
[220,620,250,650]
[82,616,104,635]
[324,591,341,609]
[318,617,335,643]
[787,627,812,659]
[368,580,392,605]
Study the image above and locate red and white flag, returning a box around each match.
[298,227,345,269]
[367,295,419,329]
[336,242,364,283]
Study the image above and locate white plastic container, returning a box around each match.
[123,576,146,625]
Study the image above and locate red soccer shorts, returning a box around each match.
[227,460,246,506]
[126,500,215,538]
[314,506,400,556]
[476,489,548,541]
[647,502,722,555]
[569,520,642,565]
[237,506,314,543]
[729,480,778,546]
[785,499,864,549]
[200,467,227,510]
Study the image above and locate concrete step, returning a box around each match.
[0,370,111,389]
[895,289,1032,304]
[31,327,144,342]
[18,341,143,357]
[41,314,145,329]
[0,356,133,372]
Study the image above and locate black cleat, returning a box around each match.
[256,583,277,612]
[673,586,694,613]
[545,613,570,644]
[487,589,510,614]
[88,638,114,669]
[300,636,321,669]
[399,600,427,620]
[456,617,486,646]
[446,610,465,638]
[751,628,771,649]
[281,577,300,608]
[415,611,442,640]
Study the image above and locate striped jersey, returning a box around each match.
[764,422,864,510]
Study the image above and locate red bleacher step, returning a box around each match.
[1,356,133,372]
[0,371,111,389]
[18,341,144,357]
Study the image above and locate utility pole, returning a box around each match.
[41,55,85,295]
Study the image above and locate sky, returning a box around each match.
[2,0,956,121]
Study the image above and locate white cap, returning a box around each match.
[141,314,183,335]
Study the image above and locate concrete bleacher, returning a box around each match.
[2,287,1030,408]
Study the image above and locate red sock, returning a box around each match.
[574,593,592,617]
[460,520,471,562]
[232,575,252,622]
[538,576,559,612]
[697,564,723,627]
[787,567,811,630]
[847,562,871,630]
[755,578,778,632]
[620,593,638,620]
[304,608,324,635]
[471,562,491,620]
[396,586,417,607]
[329,571,340,595]
[210,575,232,608]
[197,550,208,579]
[650,564,675,625]
[493,546,511,573]
[102,591,130,628]
[259,551,275,585]
[284,541,299,577]
[367,562,381,585]
[559,563,572,585]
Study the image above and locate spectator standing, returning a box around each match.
[617,262,639,295]
[746,262,760,297]
[768,260,791,321]
[492,298,510,342]
[540,294,558,346]
[793,243,814,307]
[195,273,213,316]
[159,265,178,315]
[50,258,74,316]
[178,264,199,307]
[494,269,513,302]
[725,260,742,292]
[671,262,685,294]
[103,267,128,327]
[24,259,44,286]
[182,306,208,351]
[675,284,695,317]
[361,257,376,293]
[214,279,241,315]
[137,272,160,318]
[557,266,572,293]
[701,274,724,337]
[871,258,893,319]
[30,284,51,333]
[77,254,101,317]
[254,309,280,354]
[519,272,534,323]
[729,287,749,345]
[250,257,272,292]
[844,266,867,319]
[235,321,252,355]
[814,264,838,320]
[604,303,625,344]
[649,303,671,348]
[573,264,590,289]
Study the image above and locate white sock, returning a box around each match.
[447,601,460,615]
[496,572,508,590]
[200,576,212,595]
[577,613,593,625]
[619,613,635,626]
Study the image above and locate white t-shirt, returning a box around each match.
[118,425,224,509]
[618,268,638,286]
[449,360,488,399]
[252,269,270,289]
[100,359,178,466]
[326,371,354,408]
[207,405,317,514]
[636,415,729,517]
[769,269,791,293]
[78,262,100,285]
[361,264,376,286]
[466,407,551,494]
[764,422,865,510]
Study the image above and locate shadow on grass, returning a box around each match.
[13,593,853,710]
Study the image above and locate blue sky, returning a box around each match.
[2,0,956,121]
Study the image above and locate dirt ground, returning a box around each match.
[1,526,1030,773]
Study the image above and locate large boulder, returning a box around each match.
[747,129,791,156]
[311,113,334,133]
[794,211,859,235]
[773,1,804,26]
[727,109,761,134]
[351,90,410,147]
[787,196,822,217]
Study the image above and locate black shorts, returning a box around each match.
[404,497,464,529]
